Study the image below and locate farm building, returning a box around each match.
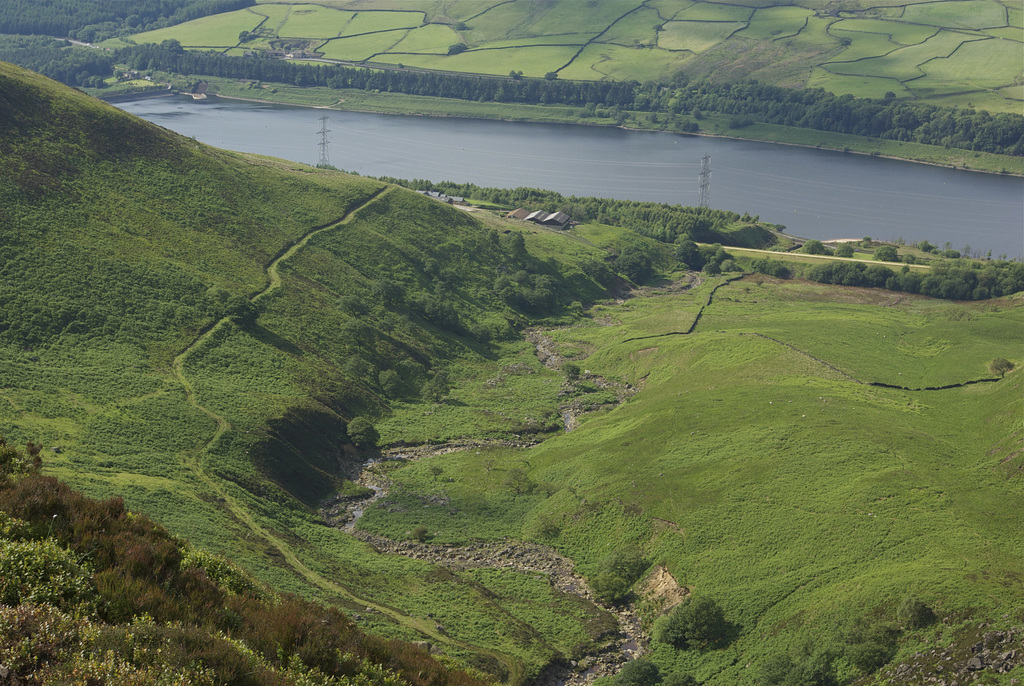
[417,190,466,205]
[507,208,571,229]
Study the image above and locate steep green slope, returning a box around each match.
[0,61,620,680]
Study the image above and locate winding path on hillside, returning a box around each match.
[166,187,524,678]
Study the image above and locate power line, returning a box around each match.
[698,153,711,208]
[317,115,331,167]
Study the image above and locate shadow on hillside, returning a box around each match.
[247,322,304,357]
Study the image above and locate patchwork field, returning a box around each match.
[116,0,1024,113]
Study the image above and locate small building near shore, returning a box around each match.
[506,208,571,229]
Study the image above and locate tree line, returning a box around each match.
[118,43,1024,156]
[753,257,1024,301]
[3,39,1021,156]
[0,35,114,88]
[0,0,252,43]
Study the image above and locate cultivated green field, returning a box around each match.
[115,0,1024,113]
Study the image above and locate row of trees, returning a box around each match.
[790,259,1024,301]
[4,39,1019,155]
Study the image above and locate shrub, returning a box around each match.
[873,245,898,262]
[654,597,728,650]
[347,417,379,449]
[590,545,647,604]
[0,538,96,610]
[897,595,935,629]
[616,657,660,686]
[801,239,830,255]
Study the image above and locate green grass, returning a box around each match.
[319,31,405,60]
[342,9,425,35]
[829,17,939,44]
[278,4,355,38]
[900,0,1010,28]
[647,0,696,20]
[559,43,692,81]
[914,36,1023,88]
[389,23,459,53]
[362,277,1024,683]
[396,46,583,78]
[6,61,1023,686]
[117,0,1024,113]
[598,6,663,47]
[675,2,754,22]
[737,6,813,41]
[133,8,264,46]
[659,21,748,52]
[825,30,980,79]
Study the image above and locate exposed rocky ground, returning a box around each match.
[880,625,1023,685]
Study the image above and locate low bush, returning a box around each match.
[653,596,729,651]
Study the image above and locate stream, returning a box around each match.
[320,445,649,686]
[318,308,673,683]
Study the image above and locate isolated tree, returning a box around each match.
[563,362,581,382]
[504,468,534,497]
[835,242,854,258]
[379,369,402,398]
[989,357,1014,377]
[592,545,647,604]
[896,595,935,628]
[655,596,729,650]
[423,370,451,402]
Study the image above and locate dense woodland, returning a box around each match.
[0,0,253,43]
[2,39,1021,157]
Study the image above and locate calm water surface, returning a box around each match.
[117,95,1023,258]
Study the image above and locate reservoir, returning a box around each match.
[117,95,1023,258]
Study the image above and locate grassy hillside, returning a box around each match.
[0,441,489,686]
[113,0,1024,114]
[358,277,1024,684]
[0,61,625,681]
[2,60,1022,686]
